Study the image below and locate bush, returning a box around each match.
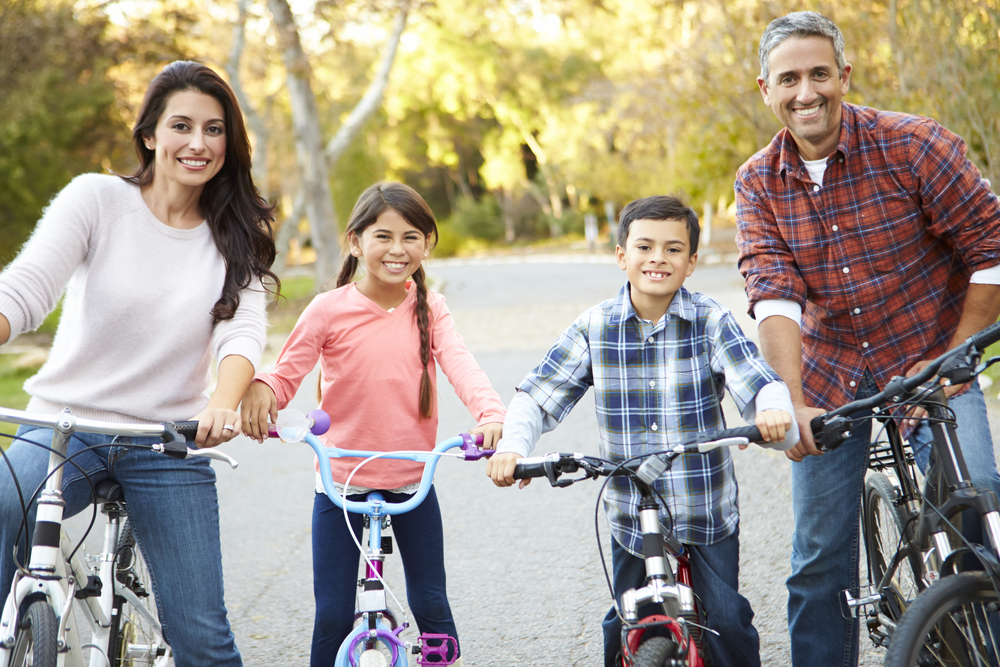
[446,196,504,243]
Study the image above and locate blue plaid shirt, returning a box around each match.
[517,284,780,552]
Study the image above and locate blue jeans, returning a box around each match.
[311,487,458,667]
[602,527,760,667]
[0,426,242,667]
[788,374,1000,667]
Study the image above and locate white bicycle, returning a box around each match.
[0,406,237,667]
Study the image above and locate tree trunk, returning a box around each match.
[226,0,270,202]
[268,0,339,283]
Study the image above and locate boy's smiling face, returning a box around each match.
[616,217,697,321]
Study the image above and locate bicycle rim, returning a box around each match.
[886,571,1000,667]
[865,473,922,618]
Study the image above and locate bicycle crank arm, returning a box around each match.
[840,587,882,618]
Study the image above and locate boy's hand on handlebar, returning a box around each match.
[487,452,530,489]
[787,406,826,462]
[239,381,278,443]
[191,407,242,448]
[470,422,503,450]
[755,409,793,449]
[903,358,965,426]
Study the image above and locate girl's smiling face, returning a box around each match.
[348,209,431,297]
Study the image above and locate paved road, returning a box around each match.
[206,256,998,666]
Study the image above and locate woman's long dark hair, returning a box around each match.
[337,182,439,418]
[123,60,279,322]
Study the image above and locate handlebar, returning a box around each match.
[298,428,494,516]
[809,319,1000,452]
[513,424,766,486]
[0,407,239,469]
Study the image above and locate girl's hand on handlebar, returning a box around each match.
[191,407,242,448]
[755,409,793,449]
[487,452,530,489]
[787,405,826,462]
[470,422,503,450]
[240,380,278,443]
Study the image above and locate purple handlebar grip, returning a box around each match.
[459,432,495,460]
[308,409,331,435]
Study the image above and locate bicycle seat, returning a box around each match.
[93,479,124,505]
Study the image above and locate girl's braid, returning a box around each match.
[412,265,434,418]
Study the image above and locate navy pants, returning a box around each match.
[310,487,459,667]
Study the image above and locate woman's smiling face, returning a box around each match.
[146,89,227,191]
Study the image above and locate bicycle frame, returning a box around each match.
[0,406,233,667]
[299,430,490,667]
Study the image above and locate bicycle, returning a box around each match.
[807,319,1000,666]
[0,406,238,667]
[510,423,773,667]
[280,409,493,667]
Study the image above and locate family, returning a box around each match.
[0,10,998,667]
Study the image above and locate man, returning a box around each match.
[734,11,1000,666]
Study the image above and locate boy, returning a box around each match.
[487,195,798,667]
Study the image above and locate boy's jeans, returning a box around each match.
[788,373,999,667]
[0,425,242,667]
[603,526,760,667]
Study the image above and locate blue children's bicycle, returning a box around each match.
[270,409,492,667]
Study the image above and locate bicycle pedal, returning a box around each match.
[417,634,457,666]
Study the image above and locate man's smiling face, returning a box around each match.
[758,35,852,161]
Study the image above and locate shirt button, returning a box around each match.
[839,158,844,163]
[831,225,839,231]
[651,423,658,431]
[649,381,656,388]
[647,337,654,343]
[843,267,850,274]
[862,342,869,348]
[854,308,861,314]
[813,185,820,192]
[849,381,857,387]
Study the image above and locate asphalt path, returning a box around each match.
[123,255,998,666]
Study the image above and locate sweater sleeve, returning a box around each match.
[0,175,99,339]
[254,294,328,409]
[430,294,506,425]
[212,279,268,370]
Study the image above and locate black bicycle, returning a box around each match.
[809,319,1000,666]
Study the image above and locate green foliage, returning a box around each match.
[444,196,504,242]
[277,275,317,302]
[433,224,463,258]
[0,0,129,264]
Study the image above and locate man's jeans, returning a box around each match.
[788,374,999,667]
[0,426,242,667]
[603,527,760,667]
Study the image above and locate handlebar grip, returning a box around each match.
[971,320,1000,351]
[513,459,549,480]
[172,421,200,443]
[716,425,763,442]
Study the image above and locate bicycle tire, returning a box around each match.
[631,636,677,667]
[10,597,58,667]
[864,472,922,619]
[106,518,170,667]
[884,571,1000,666]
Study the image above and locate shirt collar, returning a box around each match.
[777,101,855,182]
[607,283,696,327]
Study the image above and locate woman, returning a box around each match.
[0,61,278,666]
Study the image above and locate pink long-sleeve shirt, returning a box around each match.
[255,281,505,489]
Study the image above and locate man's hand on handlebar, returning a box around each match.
[903,358,965,426]
[787,405,827,462]
[487,451,531,489]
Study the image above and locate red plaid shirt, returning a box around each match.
[735,103,1000,410]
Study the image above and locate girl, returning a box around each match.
[0,61,277,665]
[240,182,504,667]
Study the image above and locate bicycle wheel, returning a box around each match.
[107,518,170,666]
[885,571,1000,666]
[10,597,58,667]
[864,472,922,615]
[631,636,677,667]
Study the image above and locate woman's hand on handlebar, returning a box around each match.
[191,406,242,448]
[786,405,827,462]
[470,421,503,450]
[240,380,278,443]
[487,452,530,489]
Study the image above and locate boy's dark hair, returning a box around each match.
[617,195,700,253]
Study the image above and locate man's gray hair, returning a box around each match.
[759,11,846,83]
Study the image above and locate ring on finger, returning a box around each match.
[222,424,235,432]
